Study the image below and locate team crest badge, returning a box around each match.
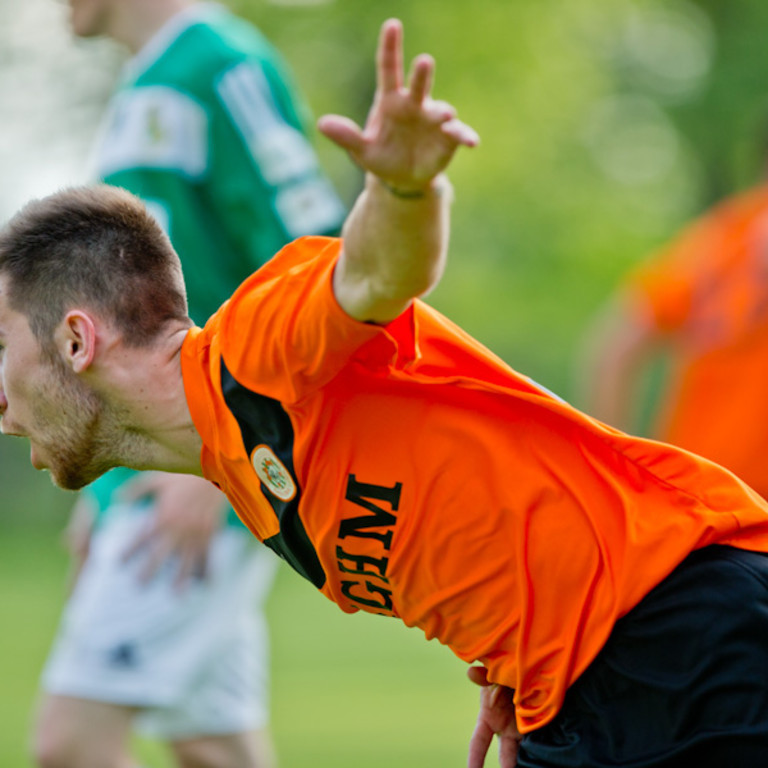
[251,445,296,502]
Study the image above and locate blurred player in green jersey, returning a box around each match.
[33,2,344,767]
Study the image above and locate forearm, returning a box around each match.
[321,20,476,323]
[334,172,453,323]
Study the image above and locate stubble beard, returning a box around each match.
[38,363,116,491]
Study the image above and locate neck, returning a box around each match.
[111,0,197,54]
[95,323,204,476]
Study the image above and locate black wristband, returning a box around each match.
[377,179,430,199]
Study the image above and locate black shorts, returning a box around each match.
[518,545,768,768]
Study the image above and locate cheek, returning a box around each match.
[8,353,40,401]
[2,360,23,408]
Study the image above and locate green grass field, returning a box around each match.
[0,522,490,767]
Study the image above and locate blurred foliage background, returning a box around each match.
[2,0,768,765]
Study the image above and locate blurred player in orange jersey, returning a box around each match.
[581,182,768,499]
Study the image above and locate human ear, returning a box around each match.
[56,310,97,373]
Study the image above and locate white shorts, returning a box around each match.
[42,504,278,739]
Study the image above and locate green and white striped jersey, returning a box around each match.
[85,3,345,522]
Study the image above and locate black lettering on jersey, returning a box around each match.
[336,546,389,579]
[341,579,394,612]
[220,359,325,588]
[336,474,401,616]
[338,474,402,549]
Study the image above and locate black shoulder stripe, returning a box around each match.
[220,359,326,588]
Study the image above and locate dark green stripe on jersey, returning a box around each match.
[220,359,326,587]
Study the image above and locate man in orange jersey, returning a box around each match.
[2,19,768,768]
[581,183,768,499]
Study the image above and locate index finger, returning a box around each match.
[377,18,404,93]
[408,54,434,104]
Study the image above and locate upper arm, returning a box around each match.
[219,239,383,403]
[332,243,415,325]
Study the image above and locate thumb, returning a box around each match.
[467,665,491,687]
[317,114,366,155]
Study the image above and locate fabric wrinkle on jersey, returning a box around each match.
[181,236,768,734]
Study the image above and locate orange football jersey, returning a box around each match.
[181,236,768,732]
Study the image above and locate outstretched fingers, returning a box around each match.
[421,98,479,151]
[320,17,479,182]
[442,117,481,147]
[377,18,404,94]
[422,99,456,123]
[408,53,434,103]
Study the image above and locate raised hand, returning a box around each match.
[318,19,478,194]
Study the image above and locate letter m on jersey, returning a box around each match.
[338,475,402,551]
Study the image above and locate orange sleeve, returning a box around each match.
[218,236,389,403]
